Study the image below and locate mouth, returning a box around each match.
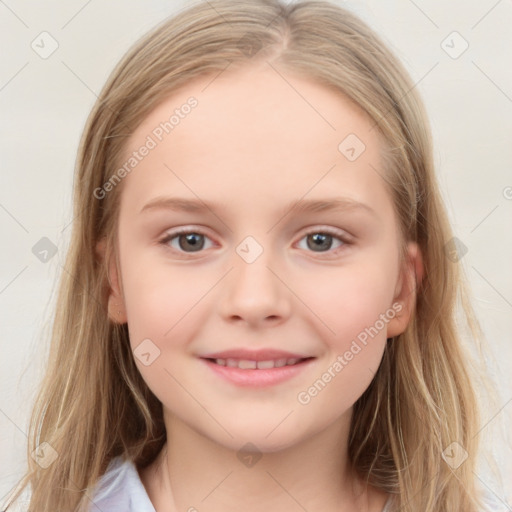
[202,356,315,370]
[200,356,316,387]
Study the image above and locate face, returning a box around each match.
[103,62,421,452]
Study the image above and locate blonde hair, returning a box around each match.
[3,1,499,510]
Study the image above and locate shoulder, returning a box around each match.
[89,456,156,512]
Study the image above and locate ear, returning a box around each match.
[95,237,128,324]
[386,241,423,338]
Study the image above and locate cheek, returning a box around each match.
[120,250,209,344]
[297,255,398,343]
[120,260,209,404]
[295,260,394,412]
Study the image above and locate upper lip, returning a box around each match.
[200,349,313,361]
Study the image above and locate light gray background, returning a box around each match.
[1,0,511,507]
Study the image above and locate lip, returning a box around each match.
[200,351,316,387]
[200,349,311,361]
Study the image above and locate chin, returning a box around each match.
[204,420,311,454]
[225,433,300,454]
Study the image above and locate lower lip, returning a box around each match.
[201,358,315,387]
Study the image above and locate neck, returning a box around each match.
[139,409,388,512]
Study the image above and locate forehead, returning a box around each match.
[118,63,392,218]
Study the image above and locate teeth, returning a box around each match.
[213,357,304,369]
[257,360,275,369]
[238,359,257,369]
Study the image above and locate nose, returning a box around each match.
[218,243,292,327]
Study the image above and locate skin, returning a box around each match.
[100,61,423,512]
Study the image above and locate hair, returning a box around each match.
[3,1,500,511]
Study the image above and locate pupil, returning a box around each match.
[309,233,331,251]
[180,233,204,252]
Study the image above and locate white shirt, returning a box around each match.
[88,455,506,512]
[89,456,156,512]
[89,456,394,512]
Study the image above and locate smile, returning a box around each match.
[206,357,311,369]
[200,356,316,387]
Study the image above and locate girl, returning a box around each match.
[2,1,505,511]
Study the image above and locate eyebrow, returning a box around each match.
[140,196,377,218]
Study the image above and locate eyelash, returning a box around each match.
[158,226,352,258]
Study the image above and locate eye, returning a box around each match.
[159,228,215,254]
[296,228,350,254]
[158,226,351,256]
